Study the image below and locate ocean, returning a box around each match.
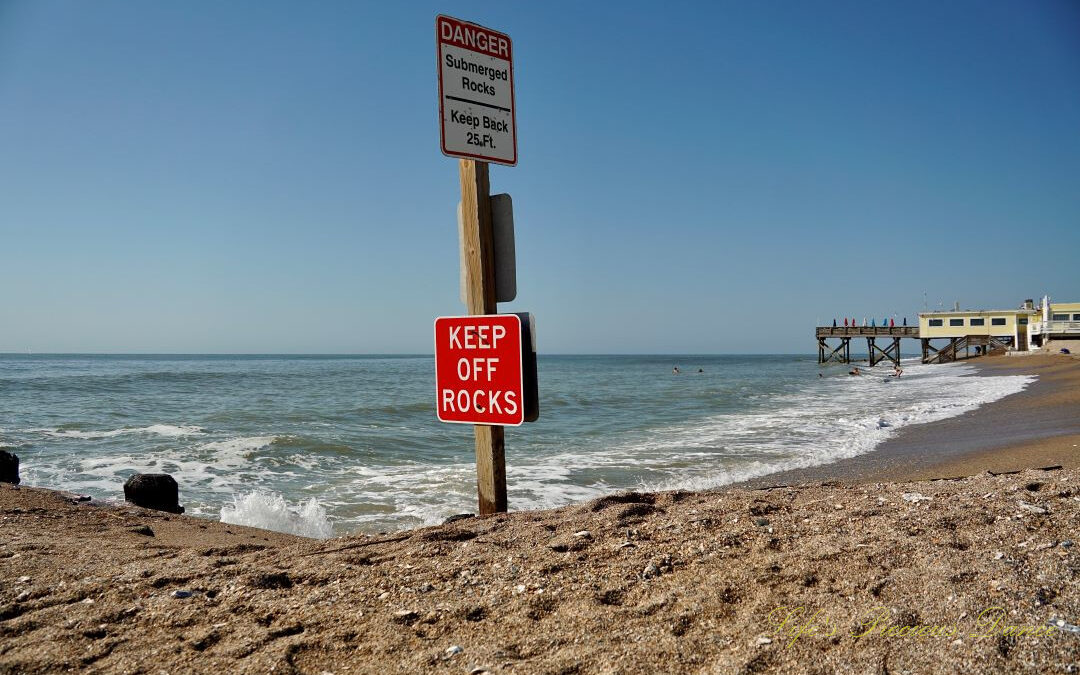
[0,354,1033,538]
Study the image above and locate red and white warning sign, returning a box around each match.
[435,314,525,426]
[436,15,517,166]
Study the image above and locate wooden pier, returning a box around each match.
[816,326,917,367]
[816,326,1012,366]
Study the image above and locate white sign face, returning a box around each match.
[436,15,516,166]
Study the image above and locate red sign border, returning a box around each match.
[434,314,525,426]
[436,14,518,167]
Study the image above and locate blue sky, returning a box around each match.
[2,0,1078,353]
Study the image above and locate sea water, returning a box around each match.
[0,354,1033,537]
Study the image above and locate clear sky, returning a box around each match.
[2,0,1078,353]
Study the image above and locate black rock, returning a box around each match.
[0,448,20,485]
[123,473,184,514]
[443,513,475,525]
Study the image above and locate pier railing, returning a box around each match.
[815,326,919,338]
[1031,320,1080,336]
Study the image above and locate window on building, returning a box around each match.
[991,318,1006,326]
[1020,318,1029,325]
[1052,313,1069,321]
[929,319,943,327]
[1073,314,1080,321]
[970,318,985,326]
[949,318,964,326]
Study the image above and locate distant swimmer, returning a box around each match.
[673,366,680,374]
[849,367,861,376]
[893,365,903,377]
[818,373,823,378]
[697,368,704,373]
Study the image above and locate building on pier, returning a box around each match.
[816,296,1078,366]
[917,304,1038,363]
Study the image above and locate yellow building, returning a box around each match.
[1030,298,1080,347]
[918,307,1037,349]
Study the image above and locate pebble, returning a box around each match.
[170,590,193,599]
[642,563,660,579]
[378,592,390,600]
[755,636,772,646]
[470,668,489,675]
[754,517,770,527]
[81,598,95,605]
[446,645,464,657]
[16,590,30,602]
[1018,501,1048,515]
[573,530,592,539]
[902,492,930,503]
[17,576,30,583]
[1061,540,1073,549]
[994,552,1005,560]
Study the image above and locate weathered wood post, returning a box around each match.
[458,159,507,515]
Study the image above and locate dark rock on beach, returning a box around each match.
[0,448,19,485]
[123,473,184,514]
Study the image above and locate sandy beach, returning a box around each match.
[2,353,1079,674]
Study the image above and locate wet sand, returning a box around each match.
[1,352,1078,674]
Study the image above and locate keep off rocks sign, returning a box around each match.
[436,15,517,165]
[435,315,527,426]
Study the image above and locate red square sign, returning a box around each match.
[435,314,524,426]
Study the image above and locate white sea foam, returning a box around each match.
[6,357,1038,535]
[31,424,205,439]
[595,361,1034,495]
[198,436,277,455]
[349,361,1036,527]
[220,491,334,539]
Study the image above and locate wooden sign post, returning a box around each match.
[437,15,518,516]
[457,159,506,514]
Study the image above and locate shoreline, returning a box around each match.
[737,352,1080,489]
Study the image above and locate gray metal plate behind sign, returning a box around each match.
[459,193,516,305]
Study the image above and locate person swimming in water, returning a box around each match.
[673,366,680,374]
[849,367,861,376]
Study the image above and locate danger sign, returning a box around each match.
[435,314,537,426]
[436,15,517,166]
